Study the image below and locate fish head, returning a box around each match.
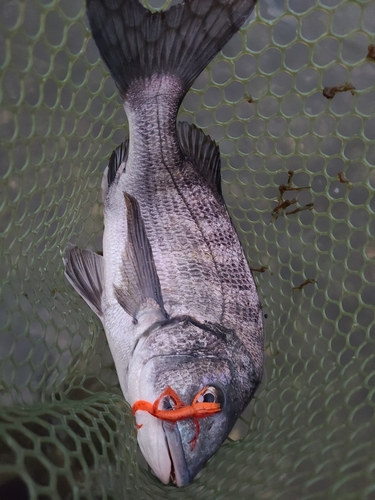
[131,319,262,486]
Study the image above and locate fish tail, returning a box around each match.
[86,0,257,101]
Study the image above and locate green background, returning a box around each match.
[0,0,374,498]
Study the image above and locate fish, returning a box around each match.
[64,0,263,487]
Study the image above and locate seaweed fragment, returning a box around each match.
[271,171,312,221]
[323,83,355,99]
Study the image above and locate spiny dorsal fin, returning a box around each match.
[108,139,128,188]
[178,121,222,197]
[64,244,103,318]
[114,193,167,323]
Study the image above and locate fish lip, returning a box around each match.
[162,421,191,487]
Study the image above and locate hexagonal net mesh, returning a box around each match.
[0,0,375,498]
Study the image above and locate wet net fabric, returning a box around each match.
[1,0,375,498]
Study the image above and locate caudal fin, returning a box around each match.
[86,0,256,100]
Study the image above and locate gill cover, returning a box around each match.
[130,316,261,486]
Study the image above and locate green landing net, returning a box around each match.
[0,0,375,499]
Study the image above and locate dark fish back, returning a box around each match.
[120,109,262,366]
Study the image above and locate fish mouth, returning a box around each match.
[162,421,190,487]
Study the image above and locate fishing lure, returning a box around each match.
[132,386,221,449]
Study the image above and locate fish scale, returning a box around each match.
[121,82,227,321]
[128,89,259,328]
[65,0,261,487]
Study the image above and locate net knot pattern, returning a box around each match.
[0,1,374,499]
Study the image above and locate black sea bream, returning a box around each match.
[64,0,263,486]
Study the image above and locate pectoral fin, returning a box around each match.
[115,193,167,322]
[64,244,103,318]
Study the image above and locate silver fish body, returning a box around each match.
[65,0,262,486]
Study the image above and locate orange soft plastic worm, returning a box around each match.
[132,386,221,449]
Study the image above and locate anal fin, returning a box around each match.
[102,139,129,202]
[108,139,128,188]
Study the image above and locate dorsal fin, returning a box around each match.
[107,139,128,188]
[177,122,222,198]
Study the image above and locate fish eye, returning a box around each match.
[197,386,223,405]
[161,395,175,411]
[164,398,174,410]
[203,392,215,403]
